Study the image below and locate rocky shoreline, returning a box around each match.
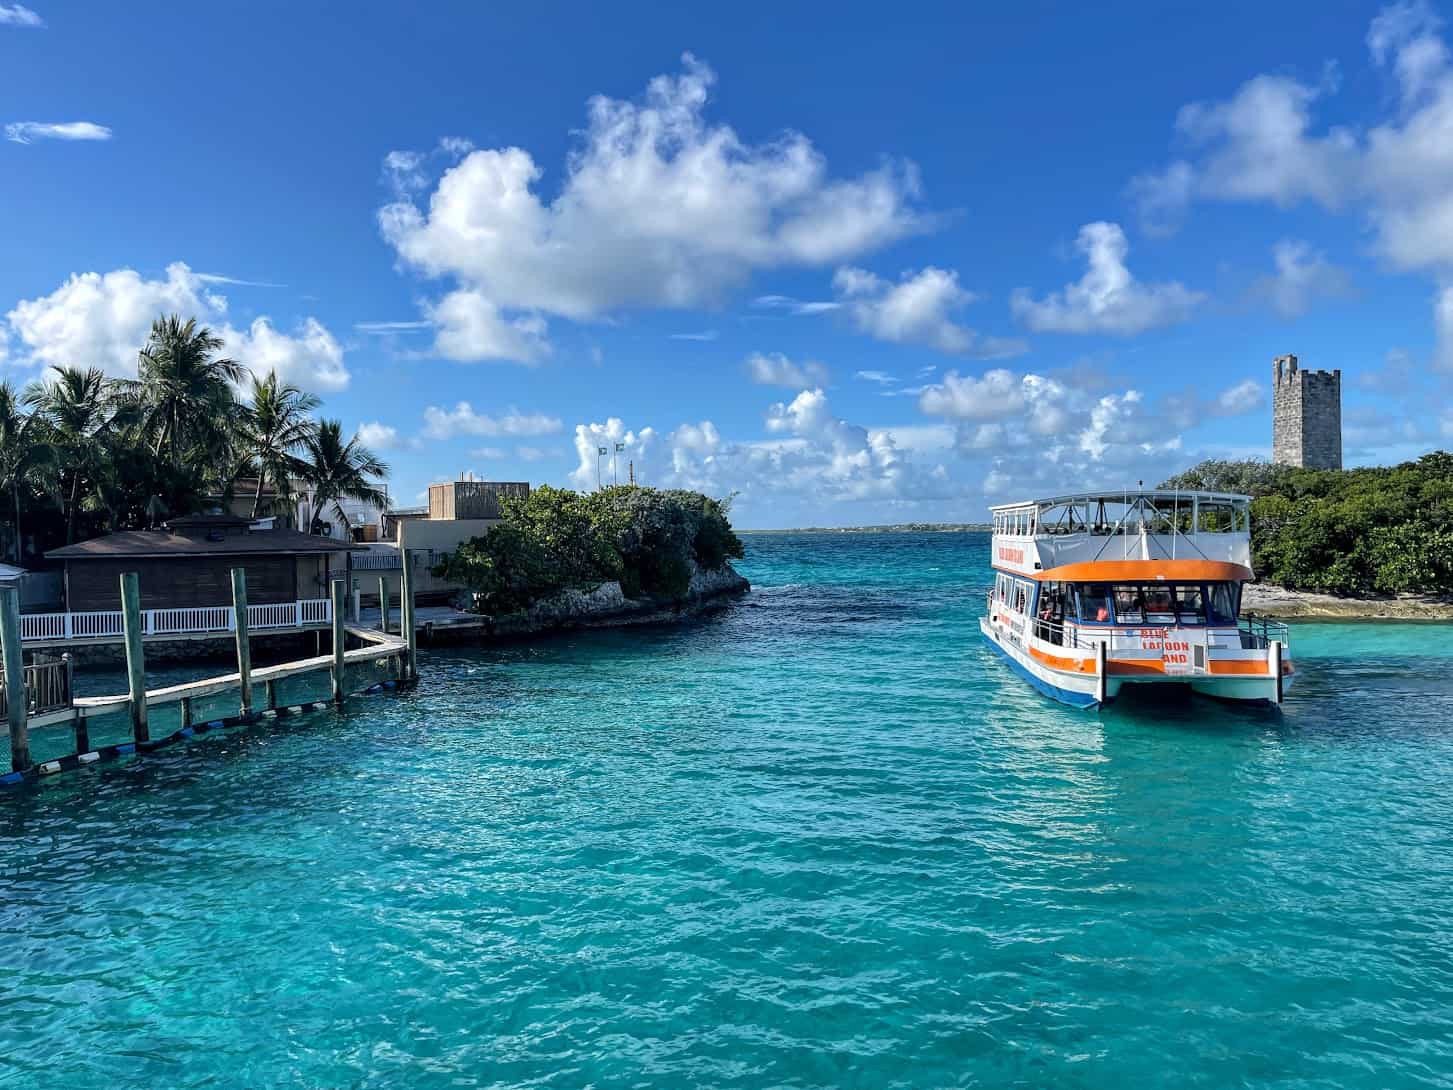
[435,563,751,642]
[1243,583,1453,621]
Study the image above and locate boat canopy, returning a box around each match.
[990,490,1251,538]
[989,490,1254,577]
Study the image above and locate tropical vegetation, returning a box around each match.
[0,313,389,566]
[434,485,744,615]
[1162,452,1453,595]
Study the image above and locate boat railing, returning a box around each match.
[1238,615,1289,650]
[989,599,1289,655]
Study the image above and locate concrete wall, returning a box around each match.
[396,518,501,555]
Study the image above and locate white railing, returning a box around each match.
[248,601,301,629]
[299,598,331,625]
[18,598,332,643]
[351,551,403,570]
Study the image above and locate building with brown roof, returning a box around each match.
[47,514,361,612]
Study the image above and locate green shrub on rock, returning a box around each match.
[433,485,744,615]
[1162,451,1453,595]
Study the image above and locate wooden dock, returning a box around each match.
[1,551,422,787]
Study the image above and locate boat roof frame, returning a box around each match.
[990,489,1252,513]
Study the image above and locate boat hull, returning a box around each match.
[979,616,1290,710]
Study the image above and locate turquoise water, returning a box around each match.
[3,531,1452,1088]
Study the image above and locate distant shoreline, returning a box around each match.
[742,523,991,535]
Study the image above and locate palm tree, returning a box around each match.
[121,315,245,469]
[0,381,53,564]
[238,372,320,519]
[300,420,389,536]
[24,367,123,544]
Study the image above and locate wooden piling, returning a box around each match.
[1094,641,1108,706]
[0,585,30,772]
[378,576,390,634]
[180,696,192,730]
[399,548,418,682]
[265,679,277,711]
[330,578,347,705]
[120,572,148,743]
[66,654,87,754]
[1270,640,1283,705]
[231,568,253,719]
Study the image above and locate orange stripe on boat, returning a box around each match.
[1106,658,1294,677]
[1034,559,1254,583]
[1028,646,1097,674]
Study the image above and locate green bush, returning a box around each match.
[433,485,744,615]
[1161,452,1453,595]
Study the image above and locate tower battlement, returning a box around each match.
[1271,354,1342,469]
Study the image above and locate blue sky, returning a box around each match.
[3,1,1451,527]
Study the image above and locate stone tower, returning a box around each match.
[1272,354,1342,469]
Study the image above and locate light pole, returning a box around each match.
[613,442,624,485]
[597,446,607,490]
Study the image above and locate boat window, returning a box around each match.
[1076,584,1113,624]
[1206,581,1239,624]
[1197,501,1235,533]
[1112,586,1145,624]
[1174,584,1206,624]
[1143,585,1176,624]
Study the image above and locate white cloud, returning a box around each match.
[669,330,719,342]
[745,351,828,387]
[1252,239,1354,318]
[1436,283,1453,369]
[224,316,348,392]
[752,294,840,315]
[421,402,563,440]
[918,368,1030,420]
[470,447,507,459]
[3,261,350,391]
[357,422,411,450]
[833,265,1026,357]
[917,366,1188,498]
[355,320,431,334]
[1011,222,1205,335]
[1215,378,1266,415]
[5,121,110,144]
[571,388,954,507]
[0,4,43,26]
[516,445,549,462]
[378,54,923,361]
[855,370,896,385]
[194,272,286,288]
[426,289,549,363]
[1132,3,1453,359]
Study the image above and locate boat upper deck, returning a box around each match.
[989,490,1254,578]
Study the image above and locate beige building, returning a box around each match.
[352,480,530,606]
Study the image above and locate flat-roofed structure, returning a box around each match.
[426,480,530,521]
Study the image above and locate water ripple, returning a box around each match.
[2,533,1452,1088]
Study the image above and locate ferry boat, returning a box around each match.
[980,490,1292,708]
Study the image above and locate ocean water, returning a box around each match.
[2,531,1452,1089]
